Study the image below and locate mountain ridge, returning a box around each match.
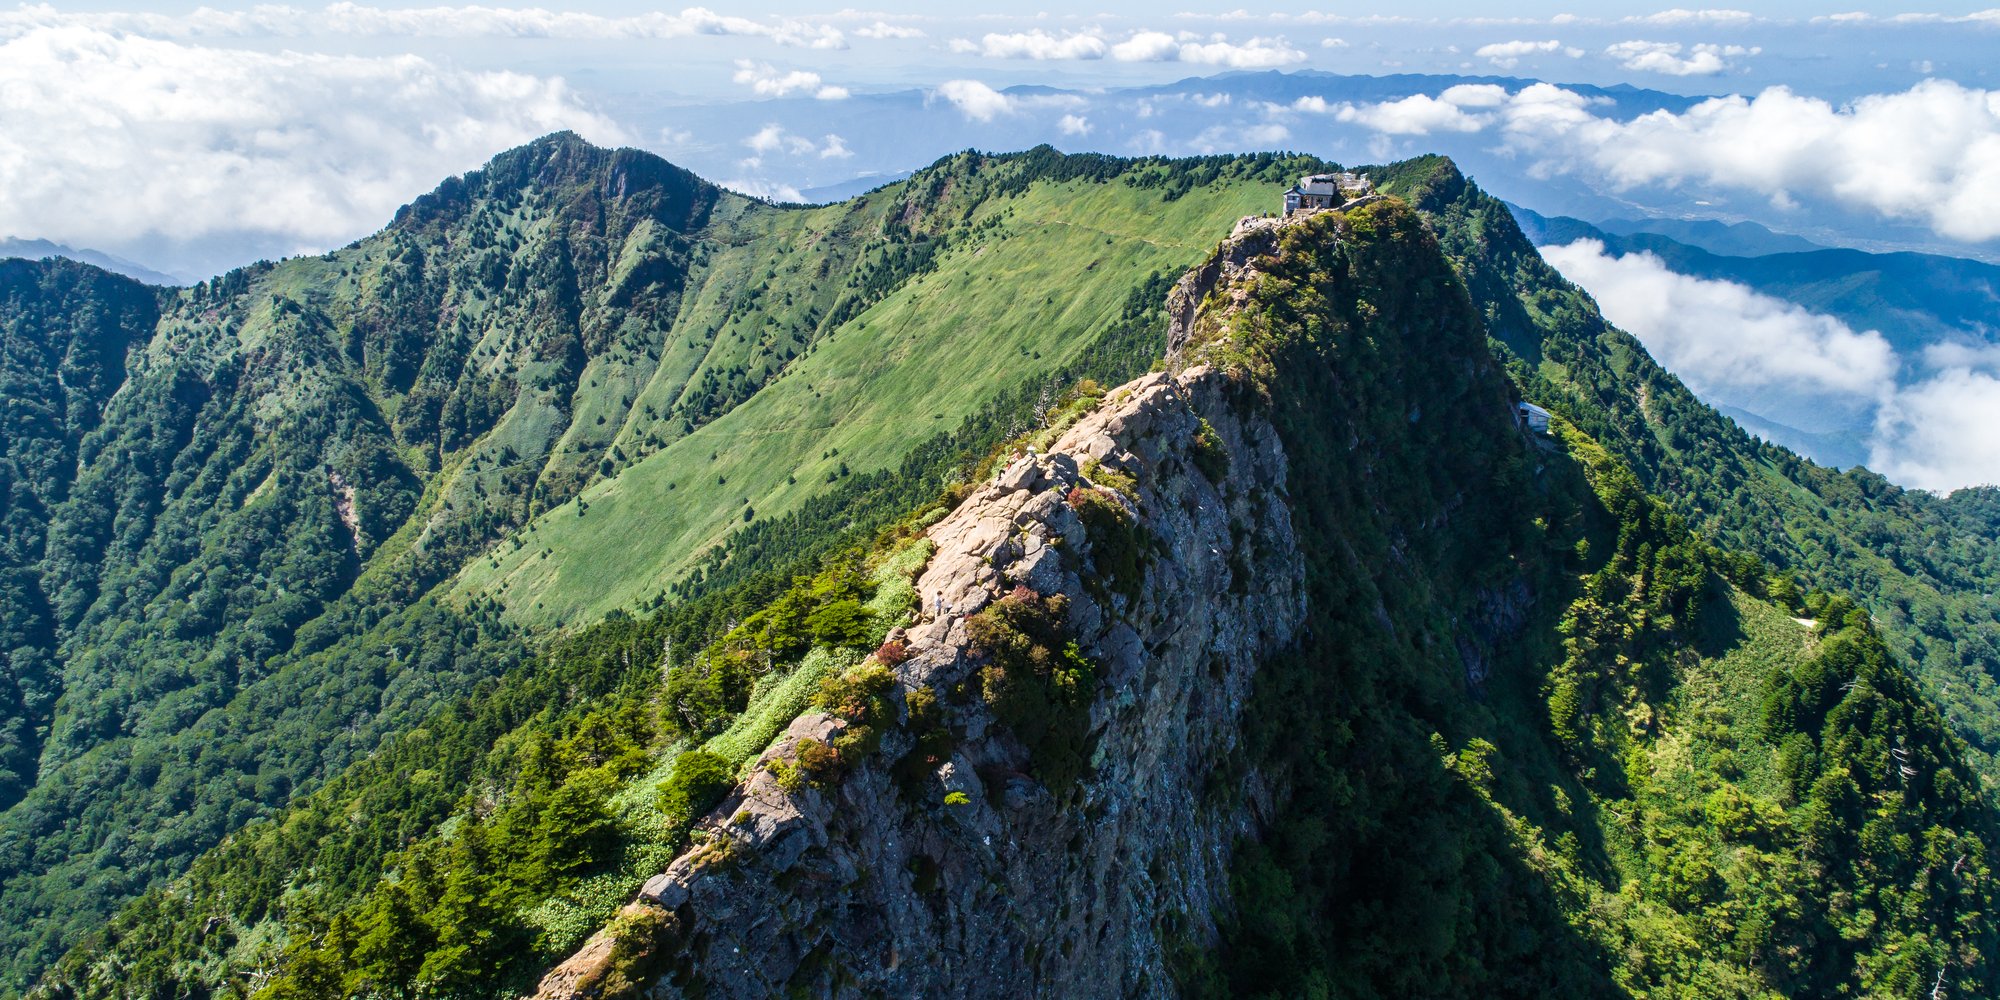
[0,139,1335,993]
[508,194,1997,999]
[0,239,186,288]
[4,137,2000,999]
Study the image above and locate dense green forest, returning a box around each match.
[0,259,161,809]
[4,140,1999,998]
[1366,157,2000,787]
[1162,204,1992,995]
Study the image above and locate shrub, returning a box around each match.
[813,662,897,723]
[765,757,806,794]
[874,638,911,666]
[658,751,734,823]
[795,736,839,776]
[892,685,955,796]
[965,588,1096,790]
[1191,418,1230,482]
[1081,458,1138,499]
[685,832,740,872]
[813,662,899,760]
[1064,486,1146,601]
[943,791,971,807]
[765,734,842,796]
[587,905,675,1000]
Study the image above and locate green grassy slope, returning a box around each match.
[457,165,1279,625]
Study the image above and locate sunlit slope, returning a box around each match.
[455,170,1280,626]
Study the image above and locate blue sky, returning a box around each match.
[3,1,1993,264]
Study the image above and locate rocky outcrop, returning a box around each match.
[1165,218,1281,363]
[536,358,1306,999]
[1166,203,1375,366]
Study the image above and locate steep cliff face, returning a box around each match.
[539,360,1304,998]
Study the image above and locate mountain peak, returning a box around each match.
[390,131,716,235]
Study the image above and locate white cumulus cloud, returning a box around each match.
[0,3,850,47]
[740,124,848,162]
[1606,40,1758,76]
[1541,240,1896,399]
[720,177,806,202]
[1325,80,2000,244]
[730,60,846,99]
[1625,8,1757,25]
[953,29,1108,60]
[1873,368,2000,490]
[1439,83,1513,107]
[1503,80,2000,242]
[1189,122,1291,152]
[1543,239,2000,491]
[1333,94,1491,134]
[947,28,1303,68]
[933,79,1015,122]
[1301,84,1510,134]
[1474,39,1573,69]
[1110,30,1181,61]
[1112,30,1184,61]
[853,21,924,40]
[1058,114,1092,136]
[1173,34,1306,67]
[0,24,626,265]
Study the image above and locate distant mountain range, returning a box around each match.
[1591,216,1828,257]
[1512,203,2000,472]
[0,238,185,286]
[1512,207,2000,352]
[629,69,2000,265]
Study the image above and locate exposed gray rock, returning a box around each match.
[1166,221,1284,365]
[637,873,687,910]
[538,350,1307,1000]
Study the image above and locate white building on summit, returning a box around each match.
[1283,172,1371,214]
